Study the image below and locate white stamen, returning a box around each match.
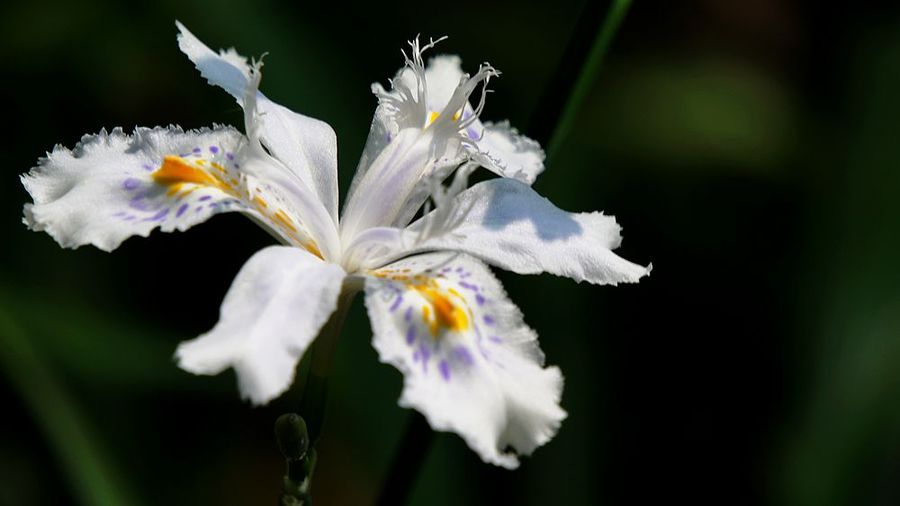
[375,35,447,130]
[428,62,499,153]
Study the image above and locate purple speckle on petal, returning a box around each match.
[198,195,212,202]
[144,208,169,222]
[209,146,219,154]
[453,346,474,365]
[475,294,486,306]
[192,147,201,153]
[489,335,503,344]
[389,294,403,313]
[129,192,152,211]
[483,315,495,326]
[405,327,416,345]
[404,306,413,322]
[226,152,235,160]
[439,360,451,381]
[459,281,478,291]
[418,344,431,372]
[176,203,189,218]
[194,207,203,213]
[141,163,154,172]
[122,178,141,191]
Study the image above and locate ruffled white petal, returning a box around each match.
[365,252,565,468]
[424,55,466,114]
[21,126,235,250]
[469,121,545,184]
[22,126,328,256]
[398,178,650,284]
[176,21,339,223]
[177,246,346,404]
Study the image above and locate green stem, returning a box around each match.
[298,289,356,444]
[279,288,357,505]
[535,0,633,165]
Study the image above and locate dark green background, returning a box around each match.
[2,0,900,504]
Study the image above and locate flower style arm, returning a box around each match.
[177,22,340,225]
[365,252,565,468]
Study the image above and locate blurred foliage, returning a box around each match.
[1,0,900,505]
[0,302,140,506]
[588,57,799,174]
[778,20,900,506]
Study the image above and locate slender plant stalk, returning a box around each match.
[531,0,632,165]
[374,1,633,504]
[298,290,356,444]
[279,288,358,504]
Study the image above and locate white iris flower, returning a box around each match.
[21,23,650,468]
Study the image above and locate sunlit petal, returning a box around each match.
[177,246,346,404]
[365,252,565,468]
[402,178,651,284]
[22,126,322,256]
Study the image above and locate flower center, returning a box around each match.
[426,110,462,127]
[416,284,469,336]
[152,155,234,196]
[373,270,471,336]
